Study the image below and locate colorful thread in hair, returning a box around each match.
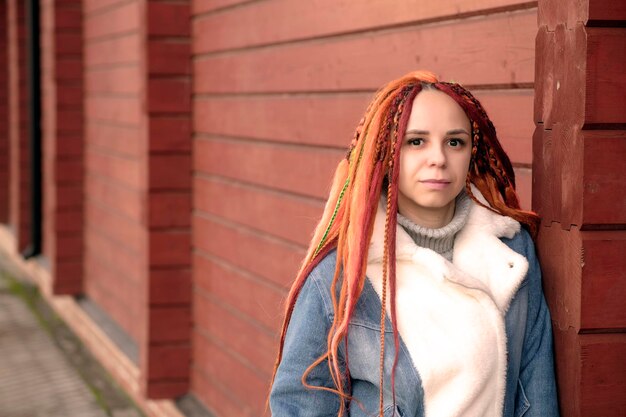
[270,70,540,416]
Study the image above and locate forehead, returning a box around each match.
[407,89,470,130]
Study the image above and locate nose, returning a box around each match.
[427,143,446,167]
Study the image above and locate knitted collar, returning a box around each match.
[396,191,471,261]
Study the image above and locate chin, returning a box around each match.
[416,193,457,207]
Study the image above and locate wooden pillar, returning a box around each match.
[534,1,626,416]
[7,0,31,251]
[141,0,192,399]
[40,0,85,294]
[0,1,9,223]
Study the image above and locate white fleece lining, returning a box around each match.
[366,188,527,417]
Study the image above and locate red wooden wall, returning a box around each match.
[191,1,539,415]
[40,0,85,294]
[84,0,146,349]
[0,0,8,223]
[83,0,192,398]
[8,1,624,416]
[533,0,626,415]
[142,0,192,398]
[6,0,30,251]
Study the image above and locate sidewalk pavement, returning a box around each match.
[0,256,143,417]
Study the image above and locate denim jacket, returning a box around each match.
[271,195,559,417]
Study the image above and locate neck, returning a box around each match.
[398,199,456,229]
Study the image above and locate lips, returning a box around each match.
[419,179,452,190]
[420,179,451,184]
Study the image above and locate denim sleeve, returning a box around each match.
[519,232,560,417]
[269,272,345,416]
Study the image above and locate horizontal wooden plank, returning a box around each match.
[86,121,142,158]
[586,28,626,124]
[84,0,127,15]
[85,254,143,315]
[148,154,191,190]
[86,95,141,126]
[148,117,192,152]
[146,344,191,380]
[147,78,191,114]
[147,39,191,76]
[539,225,626,332]
[543,0,626,28]
[589,0,626,22]
[580,332,626,417]
[193,214,303,288]
[57,184,83,209]
[149,230,191,267]
[193,253,285,333]
[192,0,252,16]
[85,201,144,255]
[148,191,191,228]
[148,306,191,343]
[84,1,140,41]
[194,176,322,246]
[194,292,276,376]
[194,137,342,199]
[84,255,142,342]
[193,94,367,148]
[55,159,83,184]
[84,229,144,284]
[583,131,626,225]
[194,9,536,93]
[147,2,189,37]
[86,65,141,95]
[54,208,84,233]
[85,173,142,221]
[86,147,143,190]
[191,370,245,417]
[55,234,82,260]
[581,233,626,330]
[54,33,82,55]
[149,268,191,305]
[194,89,534,164]
[193,332,269,416]
[194,0,534,54]
[85,34,141,67]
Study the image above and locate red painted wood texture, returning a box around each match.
[84,0,145,347]
[0,1,8,223]
[582,131,626,225]
[534,0,626,414]
[7,0,31,251]
[40,0,85,295]
[194,0,536,54]
[192,1,540,415]
[195,9,537,94]
[585,28,626,125]
[143,0,192,398]
[540,0,626,30]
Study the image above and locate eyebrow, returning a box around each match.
[405,128,470,136]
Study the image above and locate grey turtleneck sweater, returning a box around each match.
[397,192,471,261]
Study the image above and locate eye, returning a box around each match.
[407,138,424,146]
[448,138,465,148]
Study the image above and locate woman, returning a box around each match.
[269,71,559,417]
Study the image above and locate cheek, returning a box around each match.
[458,151,472,177]
[398,153,416,185]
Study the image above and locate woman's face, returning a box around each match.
[397,89,472,227]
